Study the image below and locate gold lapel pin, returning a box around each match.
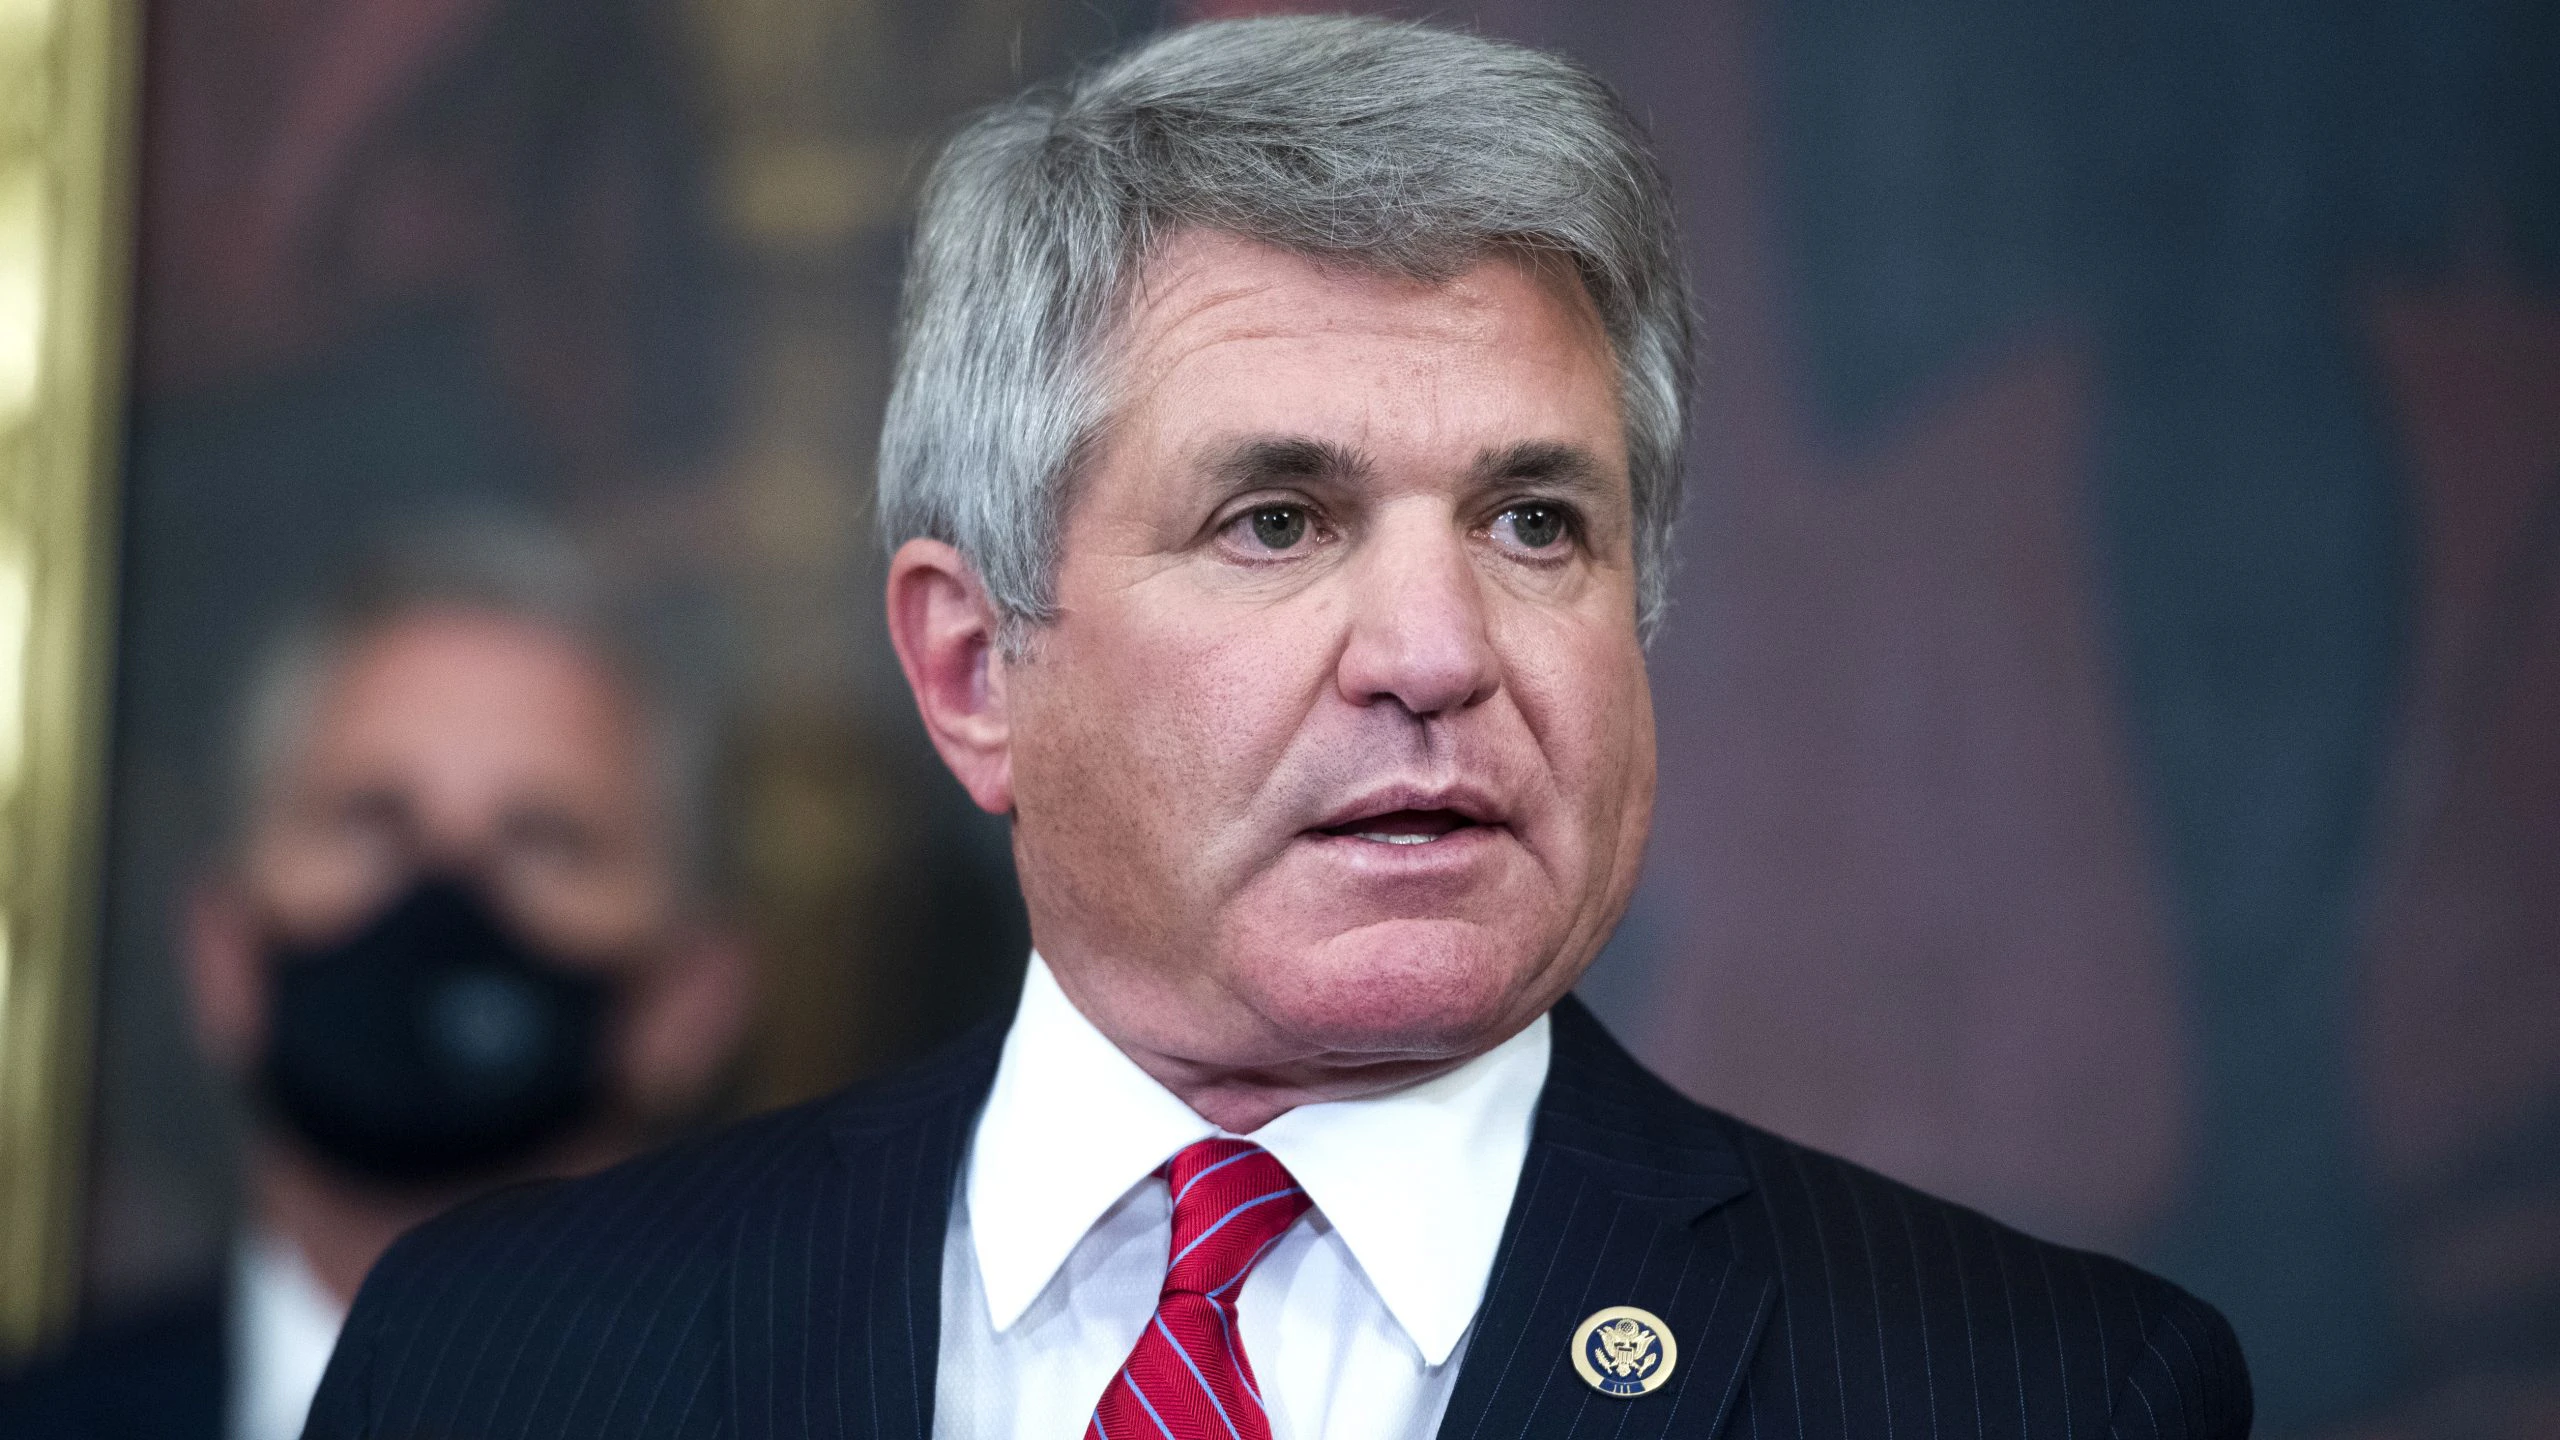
[1570,1305,1678,1397]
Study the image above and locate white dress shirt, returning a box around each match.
[227,1229,347,1440]
[934,955,1550,1440]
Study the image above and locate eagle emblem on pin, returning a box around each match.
[1569,1305,1677,1397]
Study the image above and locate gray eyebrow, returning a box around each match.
[1467,441,1613,497]
[1197,435,1617,505]
[1206,436,1377,493]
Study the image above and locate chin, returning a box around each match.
[1229,917,1550,1061]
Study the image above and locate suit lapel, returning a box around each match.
[728,998,1766,1440]
[729,1023,1004,1440]
[1435,999,1773,1440]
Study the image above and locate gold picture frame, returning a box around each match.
[0,0,137,1360]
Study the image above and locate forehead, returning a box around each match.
[1105,230,1625,466]
[294,609,646,799]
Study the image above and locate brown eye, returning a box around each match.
[1500,503,1571,551]
[1247,506,1310,551]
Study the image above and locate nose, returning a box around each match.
[1335,515,1502,718]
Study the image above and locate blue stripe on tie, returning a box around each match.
[1172,1148,1260,1208]
[1092,1409,1114,1440]
[1155,1314,1245,1440]
[1171,1187,1303,1273]
[1206,1230,1290,1301]
[1212,1301,1266,1412]
[1121,1372,1181,1440]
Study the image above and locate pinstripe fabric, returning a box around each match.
[1433,1003,2252,1440]
[302,998,2249,1440]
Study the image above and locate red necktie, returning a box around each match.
[1086,1139,1313,1440]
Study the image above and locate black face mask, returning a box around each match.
[259,877,617,1186]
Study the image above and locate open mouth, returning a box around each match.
[1317,808,1485,845]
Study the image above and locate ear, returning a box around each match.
[182,876,266,1072]
[885,538,1016,814]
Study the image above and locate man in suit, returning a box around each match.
[0,520,751,1440]
[302,16,2252,1440]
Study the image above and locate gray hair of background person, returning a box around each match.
[225,512,727,897]
[876,14,1696,643]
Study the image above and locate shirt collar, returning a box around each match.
[1247,1008,1548,1364]
[228,1230,347,1440]
[965,953,1551,1366]
[966,954,1216,1335]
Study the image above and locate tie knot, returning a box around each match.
[1159,1139,1310,1299]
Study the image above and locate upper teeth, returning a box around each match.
[1356,831,1439,844]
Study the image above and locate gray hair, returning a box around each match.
[877,14,1694,640]
[226,511,726,896]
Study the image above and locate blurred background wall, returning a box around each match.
[75,0,2560,1436]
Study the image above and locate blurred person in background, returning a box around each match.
[0,518,754,1440]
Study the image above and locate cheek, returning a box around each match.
[1509,617,1653,812]
[1508,620,1656,911]
[254,825,399,936]
[524,864,674,956]
[1614,674,1659,858]
[1011,610,1326,889]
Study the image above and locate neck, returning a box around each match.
[250,1144,463,1309]
[1110,1040,1480,1134]
[248,1127,631,1307]
[1034,951,1527,1133]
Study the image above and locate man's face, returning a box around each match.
[1005,231,1656,1076]
[191,608,743,1124]
[246,609,675,955]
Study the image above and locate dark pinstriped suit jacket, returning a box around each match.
[302,997,2250,1440]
